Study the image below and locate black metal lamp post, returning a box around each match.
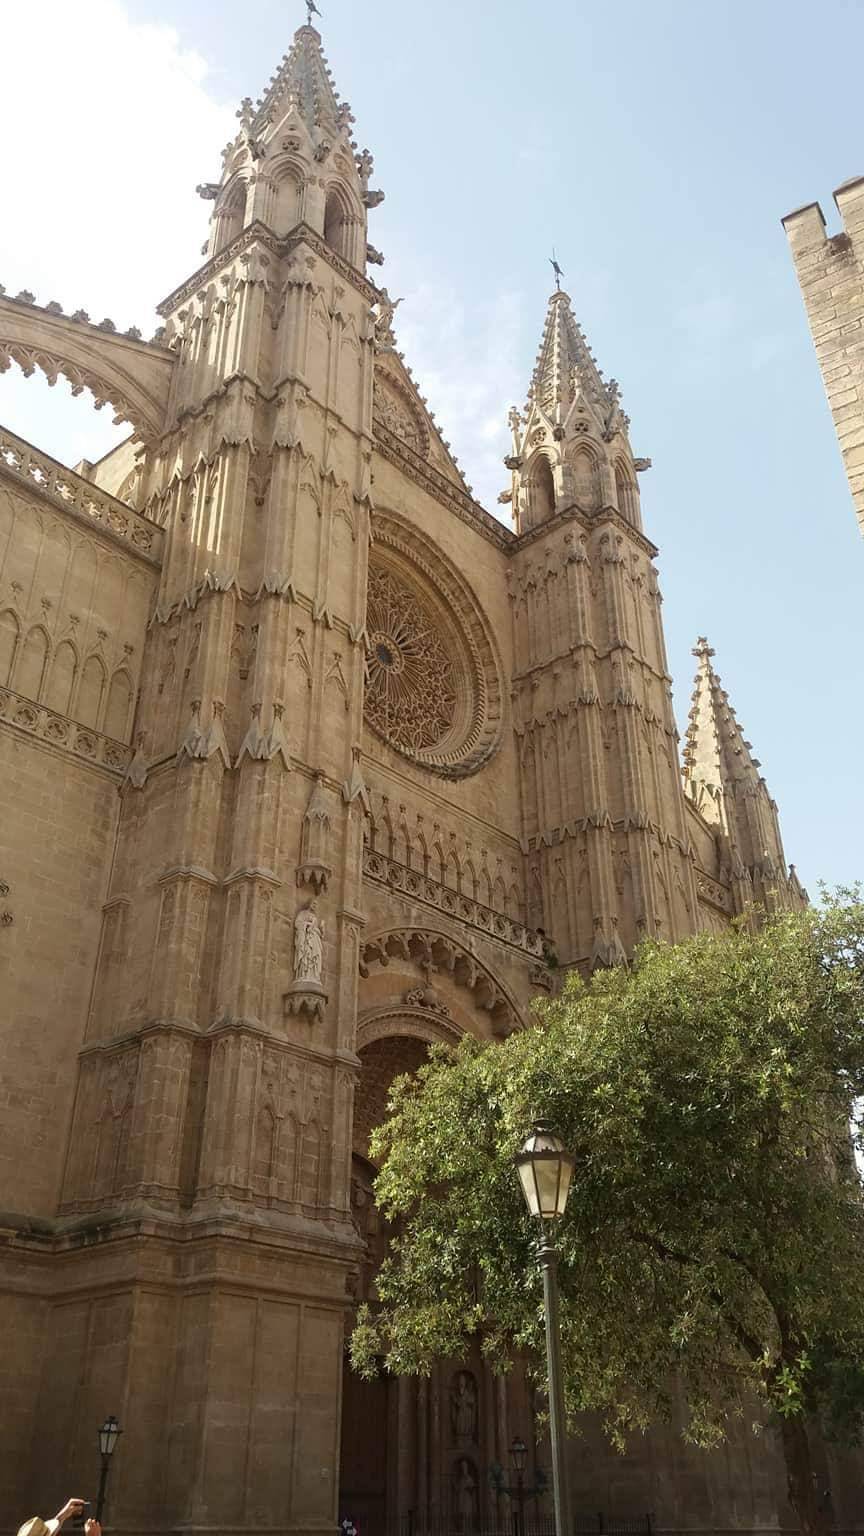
[510,1438,528,1536]
[490,1435,547,1536]
[95,1415,122,1523]
[515,1125,575,1536]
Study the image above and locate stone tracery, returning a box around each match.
[365,561,457,755]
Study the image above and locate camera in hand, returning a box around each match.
[72,1504,92,1528]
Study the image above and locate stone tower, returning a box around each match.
[784,174,864,538]
[0,16,829,1536]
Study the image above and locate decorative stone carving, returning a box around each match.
[451,1371,477,1441]
[298,773,333,892]
[284,900,327,1022]
[365,561,457,756]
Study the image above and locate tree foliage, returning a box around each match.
[351,894,864,1534]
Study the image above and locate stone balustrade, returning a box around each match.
[0,426,163,565]
[363,846,544,959]
[0,685,131,775]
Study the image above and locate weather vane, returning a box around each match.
[550,251,565,291]
[306,0,322,23]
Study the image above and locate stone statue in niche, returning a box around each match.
[284,899,328,1023]
[294,900,324,984]
[451,1370,477,1441]
[454,1459,478,1531]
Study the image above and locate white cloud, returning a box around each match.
[396,284,525,518]
[0,0,234,464]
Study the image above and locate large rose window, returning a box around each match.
[363,533,503,779]
[365,564,457,754]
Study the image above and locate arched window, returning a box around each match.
[272,170,301,235]
[570,445,600,511]
[526,455,556,527]
[615,462,638,524]
[324,188,350,259]
[213,182,246,252]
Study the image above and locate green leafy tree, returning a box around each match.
[352,895,864,1536]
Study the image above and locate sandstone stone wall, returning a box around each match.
[784,176,864,538]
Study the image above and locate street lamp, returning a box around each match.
[509,1438,528,1536]
[515,1125,575,1536]
[95,1415,122,1523]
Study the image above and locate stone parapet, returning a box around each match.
[0,425,163,564]
[0,684,131,774]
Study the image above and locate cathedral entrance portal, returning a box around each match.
[341,1033,430,1536]
[340,1030,535,1536]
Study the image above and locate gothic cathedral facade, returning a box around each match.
[0,20,844,1536]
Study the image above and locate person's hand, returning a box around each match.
[54,1503,84,1528]
[84,1520,101,1536]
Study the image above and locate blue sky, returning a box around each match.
[2,0,862,893]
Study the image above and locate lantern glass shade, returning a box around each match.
[98,1415,122,1457]
[515,1125,575,1221]
[510,1436,528,1474]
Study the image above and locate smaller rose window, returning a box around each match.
[366,564,458,755]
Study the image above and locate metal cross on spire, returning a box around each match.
[549,251,565,291]
[306,0,322,23]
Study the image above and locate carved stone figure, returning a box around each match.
[451,1370,477,1441]
[294,900,324,984]
[454,1459,478,1530]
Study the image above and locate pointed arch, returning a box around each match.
[213,176,247,252]
[271,164,303,236]
[323,182,356,262]
[77,653,107,730]
[252,1104,278,1193]
[615,460,638,524]
[569,442,601,511]
[445,846,462,894]
[0,609,20,687]
[525,452,556,528]
[44,639,78,717]
[14,624,50,702]
[104,668,134,742]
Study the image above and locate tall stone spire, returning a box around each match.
[505,289,645,536]
[683,639,804,910]
[248,22,352,139]
[530,289,612,420]
[198,18,383,270]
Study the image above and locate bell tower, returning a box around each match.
[508,289,700,965]
[57,20,384,1533]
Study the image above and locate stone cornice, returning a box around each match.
[513,500,659,560]
[0,425,163,567]
[373,426,515,551]
[157,219,379,317]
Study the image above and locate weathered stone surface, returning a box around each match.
[784,177,864,538]
[0,17,825,1536]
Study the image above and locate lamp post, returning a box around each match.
[515,1125,575,1536]
[95,1415,122,1524]
[489,1435,547,1536]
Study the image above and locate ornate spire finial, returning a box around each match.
[550,251,565,292]
[305,0,322,23]
[693,636,716,662]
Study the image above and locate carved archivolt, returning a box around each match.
[365,512,504,778]
[358,926,522,1038]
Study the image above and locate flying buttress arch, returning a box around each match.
[0,296,175,442]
